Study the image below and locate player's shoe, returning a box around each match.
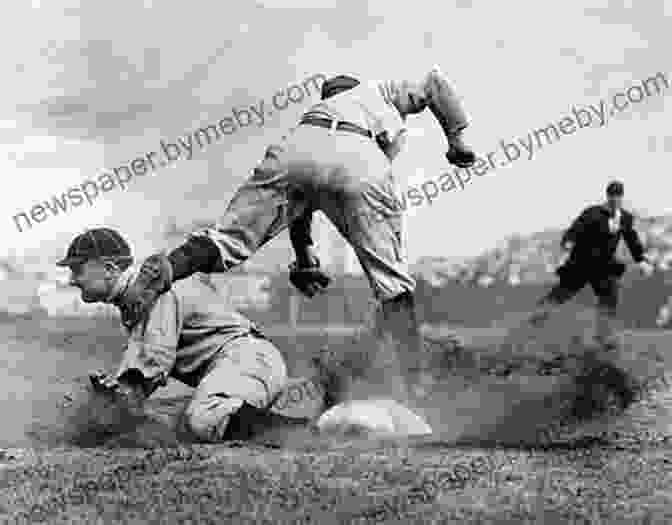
[445,136,476,168]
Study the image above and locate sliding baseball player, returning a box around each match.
[57,227,318,443]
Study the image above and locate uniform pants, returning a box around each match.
[182,334,288,442]
[540,262,622,342]
[190,124,415,301]
[543,262,621,311]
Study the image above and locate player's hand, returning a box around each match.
[638,260,654,277]
[121,253,173,327]
[89,370,142,399]
[289,259,331,298]
[89,370,122,393]
[89,370,147,413]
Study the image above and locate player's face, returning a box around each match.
[607,194,623,211]
[68,259,115,303]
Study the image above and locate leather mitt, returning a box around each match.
[289,260,331,298]
[121,253,174,328]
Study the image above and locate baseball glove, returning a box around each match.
[289,259,331,298]
[121,253,173,328]
[89,370,167,412]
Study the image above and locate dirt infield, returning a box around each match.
[3,310,672,522]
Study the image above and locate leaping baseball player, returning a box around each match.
[59,228,310,443]
[114,67,476,401]
[527,181,654,349]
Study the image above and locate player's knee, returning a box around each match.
[183,395,244,442]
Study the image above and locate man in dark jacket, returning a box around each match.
[528,180,654,348]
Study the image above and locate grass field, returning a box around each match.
[2,303,672,523]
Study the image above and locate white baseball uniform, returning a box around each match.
[189,69,469,301]
[107,269,288,442]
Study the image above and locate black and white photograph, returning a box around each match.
[1,1,671,523]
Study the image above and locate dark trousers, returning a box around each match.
[540,260,624,313]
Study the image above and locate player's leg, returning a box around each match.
[528,264,587,326]
[119,138,321,328]
[317,169,422,400]
[175,143,311,278]
[589,274,621,349]
[181,335,291,442]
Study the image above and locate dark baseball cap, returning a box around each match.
[57,228,133,267]
[320,75,360,100]
[606,180,624,196]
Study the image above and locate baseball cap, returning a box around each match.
[57,228,133,267]
[320,75,360,100]
[606,180,624,196]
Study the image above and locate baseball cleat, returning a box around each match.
[446,145,476,168]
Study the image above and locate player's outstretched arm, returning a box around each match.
[89,369,164,415]
[422,67,470,139]
[121,236,221,325]
[420,67,476,168]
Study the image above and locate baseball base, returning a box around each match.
[315,398,433,437]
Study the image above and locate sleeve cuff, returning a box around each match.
[115,343,174,383]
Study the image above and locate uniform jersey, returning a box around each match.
[302,80,408,145]
[108,269,262,388]
[181,69,471,302]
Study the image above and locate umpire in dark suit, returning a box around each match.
[528,181,654,348]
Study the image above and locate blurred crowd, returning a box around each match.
[2,212,672,319]
[414,212,672,288]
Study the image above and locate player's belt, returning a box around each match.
[299,116,372,139]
